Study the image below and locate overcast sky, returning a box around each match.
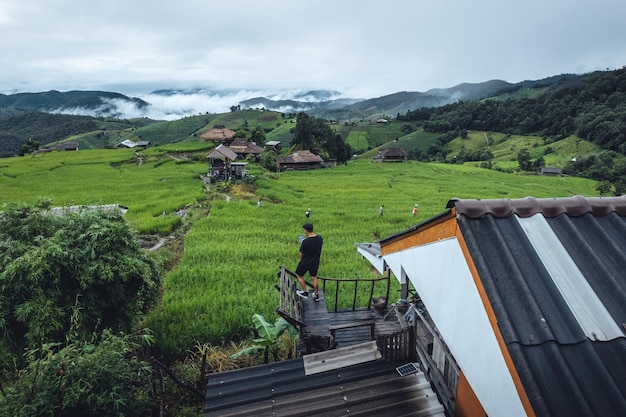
[1,0,625,99]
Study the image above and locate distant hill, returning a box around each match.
[240,81,516,120]
[0,90,148,118]
[0,69,622,157]
[240,96,362,113]
[0,74,579,123]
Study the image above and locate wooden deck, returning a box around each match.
[277,267,414,362]
[298,290,405,352]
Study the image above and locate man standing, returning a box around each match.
[296,223,323,302]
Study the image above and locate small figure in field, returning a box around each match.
[305,208,311,218]
[257,198,262,208]
[296,223,323,302]
[379,205,384,216]
[412,203,419,215]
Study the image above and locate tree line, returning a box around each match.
[398,67,626,194]
[398,67,626,155]
[258,112,353,171]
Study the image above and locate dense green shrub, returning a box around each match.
[0,330,153,417]
[0,200,163,354]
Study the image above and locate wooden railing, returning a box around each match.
[277,266,415,362]
[377,326,415,363]
[275,267,305,330]
[319,273,391,312]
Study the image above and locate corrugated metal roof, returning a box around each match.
[205,144,237,161]
[228,138,264,155]
[452,195,626,417]
[204,342,445,416]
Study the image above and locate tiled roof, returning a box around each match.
[448,195,626,218]
[451,195,626,416]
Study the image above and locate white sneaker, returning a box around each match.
[296,290,309,299]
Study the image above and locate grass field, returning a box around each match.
[0,147,208,234]
[0,145,599,358]
[145,157,596,356]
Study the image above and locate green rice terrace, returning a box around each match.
[0,142,597,358]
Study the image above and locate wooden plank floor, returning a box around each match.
[300,290,403,349]
[300,289,331,338]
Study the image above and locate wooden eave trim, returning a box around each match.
[380,210,457,255]
[453,217,537,417]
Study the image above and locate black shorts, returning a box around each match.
[296,262,319,277]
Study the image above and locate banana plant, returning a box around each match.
[231,314,299,363]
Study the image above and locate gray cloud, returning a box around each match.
[1,0,625,98]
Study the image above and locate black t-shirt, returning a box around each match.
[299,234,323,267]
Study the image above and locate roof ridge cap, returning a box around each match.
[447,195,626,218]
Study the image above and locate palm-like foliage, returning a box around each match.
[231,314,298,363]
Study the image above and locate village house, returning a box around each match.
[276,150,324,171]
[135,140,151,149]
[200,125,236,144]
[264,140,282,153]
[55,142,79,151]
[373,147,406,162]
[227,137,264,160]
[539,166,562,176]
[116,139,136,148]
[116,140,151,149]
[204,144,246,180]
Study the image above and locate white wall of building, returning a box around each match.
[383,237,528,417]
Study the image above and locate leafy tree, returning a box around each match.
[18,138,41,155]
[614,179,626,196]
[533,156,546,171]
[259,149,277,171]
[234,128,249,138]
[596,180,614,196]
[517,149,533,172]
[291,112,317,151]
[250,126,266,145]
[0,200,162,353]
[401,124,415,134]
[290,112,352,162]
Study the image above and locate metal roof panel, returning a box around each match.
[455,196,626,417]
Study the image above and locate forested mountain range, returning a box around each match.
[399,67,626,153]
[0,67,624,166]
